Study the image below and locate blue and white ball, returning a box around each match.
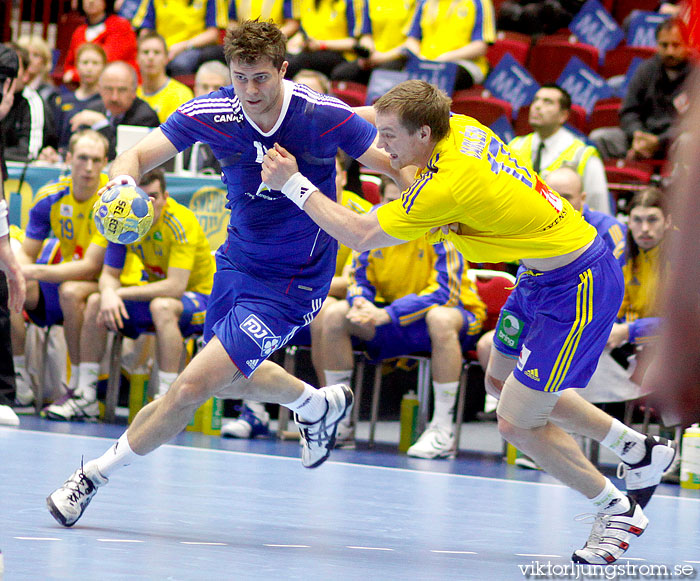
[93,184,154,244]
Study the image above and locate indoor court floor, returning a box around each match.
[1,418,699,580]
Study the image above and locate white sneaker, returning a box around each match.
[44,394,99,422]
[407,423,456,459]
[295,384,353,468]
[46,462,108,527]
[335,411,356,450]
[572,497,648,564]
[221,405,270,439]
[618,435,678,508]
[0,405,20,426]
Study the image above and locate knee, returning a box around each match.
[426,307,461,343]
[85,292,101,317]
[484,373,504,399]
[58,281,83,305]
[149,297,180,325]
[476,331,494,368]
[497,414,529,445]
[324,300,350,334]
[165,374,205,409]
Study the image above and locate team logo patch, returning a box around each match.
[496,311,523,349]
[240,314,281,357]
[517,344,531,371]
[59,204,73,218]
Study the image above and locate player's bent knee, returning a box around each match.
[496,378,560,430]
[484,374,503,399]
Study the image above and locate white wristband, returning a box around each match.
[111,175,137,187]
[280,172,317,209]
[0,199,8,238]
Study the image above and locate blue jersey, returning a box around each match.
[582,205,627,268]
[160,80,376,301]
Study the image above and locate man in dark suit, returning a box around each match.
[0,45,27,425]
[70,61,160,159]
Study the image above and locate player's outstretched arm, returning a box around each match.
[108,128,178,187]
[262,144,405,252]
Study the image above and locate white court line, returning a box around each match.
[685,561,700,564]
[263,544,310,548]
[181,542,228,546]
[515,554,562,558]
[97,539,144,543]
[347,546,394,551]
[7,427,700,502]
[430,550,477,555]
[13,537,61,541]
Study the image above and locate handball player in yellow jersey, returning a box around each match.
[262,79,677,565]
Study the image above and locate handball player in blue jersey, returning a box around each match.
[47,19,406,528]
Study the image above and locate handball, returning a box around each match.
[93,183,154,244]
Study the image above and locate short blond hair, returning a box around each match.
[374,80,452,142]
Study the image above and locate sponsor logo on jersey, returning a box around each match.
[60,204,73,218]
[496,311,523,349]
[240,314,281,356]
[213,113,243,123]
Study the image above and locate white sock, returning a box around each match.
[157,371,178,398]
[590,477,630,515]
[13,355,33,400]
[431,381,458,428]
[600,418,647,464]
[87,431,138,478]
[324,369,353,388]
[13,354,26,375]
[76,362,99,402]
[286,382,328,422]
[67,364,79,390]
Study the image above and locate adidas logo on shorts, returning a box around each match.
[246,359,260,369]
[524,368,540,381]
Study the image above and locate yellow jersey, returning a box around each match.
[106,197,215,295]
[296,0,358,41]
[376,115,596,263]
[349,238,485,328]
[26,174,110,263]
[336,189,373,276]
[137,78,194,123]
[362,0,415,53]
[407,0,496,77]
[618,245,660,322]
[228,0,295,26]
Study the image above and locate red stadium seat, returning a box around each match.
[331,81,368,108]
[604,160,654,213]
[612,0,660,26]
[601,45,656,78]
[526,37,600,84]
[587,98,622,132]
[487,33,531,68]
[451,94,513,124]
[359,177,381,205]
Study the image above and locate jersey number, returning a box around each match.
[59,218,74,240]
[487,140,562,213]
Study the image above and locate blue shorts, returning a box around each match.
[26,281,63,327]
[204,264,325,378]
[493,236,624,392]
[120,291,209,339]
[359,306,480,362]
[26,238,64,327]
